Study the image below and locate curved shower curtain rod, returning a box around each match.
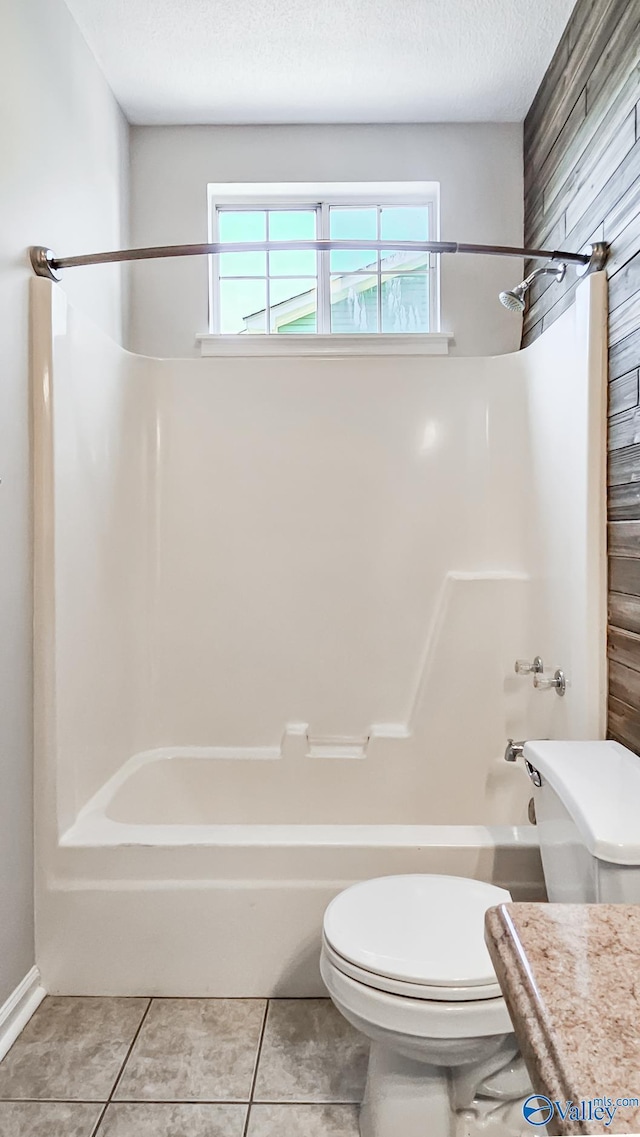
[29,240,609,281]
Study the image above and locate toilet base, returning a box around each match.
[360,1044,451,1137]
[359,1040,535,1137]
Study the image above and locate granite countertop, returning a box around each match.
[485,903,640,1135]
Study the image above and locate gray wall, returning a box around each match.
[522,0,640,750]
[0,0,128,1003]
[128,123,524,358]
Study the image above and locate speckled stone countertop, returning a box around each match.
[485,904,640,1135]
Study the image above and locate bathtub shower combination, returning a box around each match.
[32,273,607,996]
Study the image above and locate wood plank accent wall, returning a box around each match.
[523,0,640,751]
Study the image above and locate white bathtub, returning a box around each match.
[35,749,545,997]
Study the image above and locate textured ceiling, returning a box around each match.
[63,0,577,125]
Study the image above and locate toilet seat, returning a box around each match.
[323,874,510,1000]
[322,936,502,1002]
[320,950,514,1042]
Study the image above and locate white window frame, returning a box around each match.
[202,182,444,352]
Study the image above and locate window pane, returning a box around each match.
[381,273,429,333]
[330,276,378,333]
[330,207,378,272]
[268,210,317,241]
[219,251,266,276]
[380,207,429,242]
[219,279,267,334]
[218,210,266,243]
[269,249,317,276]
[330,249,378,273]
[270,278,317,333]
[330,207,377,239]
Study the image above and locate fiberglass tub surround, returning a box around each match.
[32,273,607,996]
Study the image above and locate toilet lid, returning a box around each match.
[323,875,510,990]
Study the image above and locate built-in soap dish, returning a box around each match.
[306,734,369,759]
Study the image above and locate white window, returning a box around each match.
[207,182,439,337]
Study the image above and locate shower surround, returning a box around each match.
[32,275,607,995]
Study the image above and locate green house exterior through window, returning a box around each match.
[240,254,431,335]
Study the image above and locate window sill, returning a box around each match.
[196,333,451,358]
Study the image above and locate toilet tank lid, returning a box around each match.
[524,740,640,865]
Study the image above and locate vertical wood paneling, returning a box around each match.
[524,0,640,752]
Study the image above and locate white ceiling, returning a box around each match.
[63,0,577,125]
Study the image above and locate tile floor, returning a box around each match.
[0,997,369,1136]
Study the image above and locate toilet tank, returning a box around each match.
[523,741,640,903]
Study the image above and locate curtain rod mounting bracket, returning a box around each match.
[30,247,62,282]
[576,242,609,277]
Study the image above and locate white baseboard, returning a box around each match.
[0,966,46,1062]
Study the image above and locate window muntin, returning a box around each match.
[209,189,437,336]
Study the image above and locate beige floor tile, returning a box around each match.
[97,1102,247,1136]
[0,1101,102,1137]
[253,999,368,1103]
[114,998,266,1102]
[247,1103,360,1136]
[0,997,149,1102]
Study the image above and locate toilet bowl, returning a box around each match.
[320,874,533,1137]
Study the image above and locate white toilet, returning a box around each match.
[321,739,640,1137]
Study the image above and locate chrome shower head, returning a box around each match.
[499,285,527,313]
[499,262,566,313]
